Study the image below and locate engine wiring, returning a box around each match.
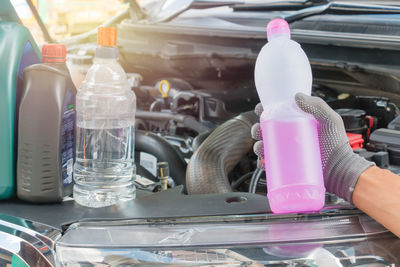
[231,171,254,190]
[249,168,265,194]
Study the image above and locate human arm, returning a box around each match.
[353,166,400,237]
[252,93,400,237]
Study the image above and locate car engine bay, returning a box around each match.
[3,1,400,265]
[64,4,400,204]
[133,76,400,197]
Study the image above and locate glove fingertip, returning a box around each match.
[295,93,332,122]
[255,103,264,117]
[253,140,264,158]
[251,123,262,140]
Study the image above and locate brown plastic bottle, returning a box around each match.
[17,44,77,202]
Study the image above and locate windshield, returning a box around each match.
[11,0,129,44]
[11,0,400,45]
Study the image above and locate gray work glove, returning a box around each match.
[251,92,375,202]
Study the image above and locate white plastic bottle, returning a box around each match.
[73,27,136,208]
[254,19,325,213]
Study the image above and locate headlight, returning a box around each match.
[56,211,400,266]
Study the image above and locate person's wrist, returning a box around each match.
[346,154,376,203]
[324,144,375,202]
[352,165,382,205]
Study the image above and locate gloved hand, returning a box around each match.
[251,92,375,202]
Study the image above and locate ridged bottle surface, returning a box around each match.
[73,40,136,207]
[17,55,76,202]
[255,19,325,213]
[0,20,40,199]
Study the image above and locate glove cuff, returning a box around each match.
[324,143,375,203]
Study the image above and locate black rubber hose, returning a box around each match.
[192,130,212,151]
[249,168,264,194]
[186,111,258,194]
[231,171,254,190]
[135,130,187,187]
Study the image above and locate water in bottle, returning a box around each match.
[73,27,136,208]
[254,19,325,213]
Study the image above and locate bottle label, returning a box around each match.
[61,90,75,186]
[140,152,157,177]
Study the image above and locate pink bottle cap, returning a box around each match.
[267,18,291,41]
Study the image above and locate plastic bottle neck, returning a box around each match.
[268,34,290,42]
[94,57,119,65]
[95,46,118,60]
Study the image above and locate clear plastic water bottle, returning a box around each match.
[254,19,325,213]
[73,27,136,208]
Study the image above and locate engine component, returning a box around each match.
[388,114,400,130]
[162,135,193,160]
[136,130,187,188]
[171,90,233,123]
[357,96,399,129]
[157,162,170,191]
[346,133,364,150]
[192,131,212,151]
[135,174,161,193]
[335,108,378,141]
[249,168,265,194]
[136,110,210,134]
[186,111,258,194]
[355,149,390,169]
[335,108,368,135]
[369,128,400,165]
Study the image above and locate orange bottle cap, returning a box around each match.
[42,44,66,63]
[97,27,117,47]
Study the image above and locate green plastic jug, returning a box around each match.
[0,1,41,199]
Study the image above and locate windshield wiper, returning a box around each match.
[190,0,245,9]
[133,0,400,24]
[285,1,400,22]
[25,0,53,43]
[140,0,245,23]
[234,1,400,22]
[233,0,327,11]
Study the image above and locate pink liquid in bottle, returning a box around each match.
[261,116,325,214]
